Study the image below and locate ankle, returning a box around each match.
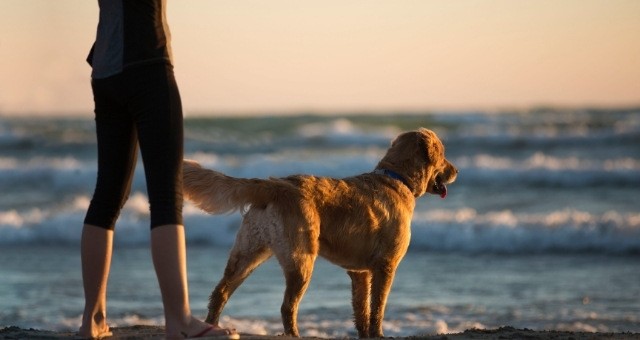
[164,313,194,338]
[93,310,107,325]
[79,310,109,336]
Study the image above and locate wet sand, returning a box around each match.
[2,325,639,339]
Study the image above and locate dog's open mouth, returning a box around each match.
[432,176,447,199]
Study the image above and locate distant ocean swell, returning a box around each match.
[1,108,639,254]
[3,150,638,189]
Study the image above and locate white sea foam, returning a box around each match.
[411,208,640,253]
[2,194,638,254]
[47,313,486,337]
[455,153,640,172]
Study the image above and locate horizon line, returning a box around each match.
[1,103,639,118]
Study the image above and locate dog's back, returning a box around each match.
[184,159,414,233]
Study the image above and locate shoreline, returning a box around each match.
[2,326,640,339]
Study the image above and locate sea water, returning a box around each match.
[1,109,639,336]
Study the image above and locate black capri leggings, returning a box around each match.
[84,62,184,230]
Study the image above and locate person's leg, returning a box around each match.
[80,75,137,338]
[150,224,189,336]
[79,225,114,339]
[151,224,237,338]
[132,63,237,338]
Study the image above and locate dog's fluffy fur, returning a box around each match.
[183,128,457,338]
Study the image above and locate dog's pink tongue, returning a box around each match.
[439,184,447,199]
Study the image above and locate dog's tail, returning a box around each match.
[183,159,289,214]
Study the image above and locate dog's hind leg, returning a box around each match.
[205,214,273,325]
[205,244,272,324]
[347,270,372,338]
[277,253,316,337]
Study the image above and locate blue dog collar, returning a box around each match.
[373,169,412,192]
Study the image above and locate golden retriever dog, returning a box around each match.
[182,128,457,338]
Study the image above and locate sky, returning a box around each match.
[0,0,639,116]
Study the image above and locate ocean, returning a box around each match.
[1,108,639,337]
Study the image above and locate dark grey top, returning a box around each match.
[87,0,173,79]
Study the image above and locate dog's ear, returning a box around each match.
[390,129,439,166]
[417,128,443,166]
[387,131,423,164]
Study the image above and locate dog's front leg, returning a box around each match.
[369,267,397,338]
[347,270,371,338]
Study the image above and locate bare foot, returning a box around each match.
[77,324,113,339]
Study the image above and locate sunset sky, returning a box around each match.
[1,0,639,116]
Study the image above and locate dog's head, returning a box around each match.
[376,128,457,198]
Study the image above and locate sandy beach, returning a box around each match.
[2,326,640,340]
